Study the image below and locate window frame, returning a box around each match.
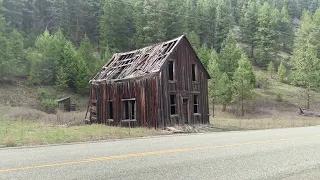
[122,99,136,120]
[107,100,114,120]
[168,60,175,81]
[170,94,177,115]
[193,95,199,114]
[192,64,198,82]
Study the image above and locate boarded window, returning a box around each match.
[123,100,136,120]
[193,95,199,114]
[170,95,176,115]
[168,61,174,81]
[107,101,114,119]
[192,64,197,81]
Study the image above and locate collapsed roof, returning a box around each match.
[92,35,184,82]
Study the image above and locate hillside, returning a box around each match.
[1,71,320,127]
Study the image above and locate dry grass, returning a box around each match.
[210,76,320,130]
[0,106,170,148]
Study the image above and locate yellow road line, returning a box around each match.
[1,134,319,173]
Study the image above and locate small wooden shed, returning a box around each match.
[87,35,210,128]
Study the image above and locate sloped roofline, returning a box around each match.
[159,35,211,79]
[91,35,211,83]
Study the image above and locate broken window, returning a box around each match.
[168,61,174,81]
[123,99,136,120]
[193,95,199,114]
[170,95,176,115]
[107,101,114,120]
[192,64,197,82]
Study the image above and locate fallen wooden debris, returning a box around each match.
[299,107,320,117]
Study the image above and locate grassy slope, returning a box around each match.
[211,70,320,130]
[0,79,170,148]
[1,72,320,147]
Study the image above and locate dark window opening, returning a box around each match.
[192,64,197,81]
[107,101,114,119]
[193,95,199,114]
[170,95,176,115]
[123,100,136,120]
[168,61,174,81]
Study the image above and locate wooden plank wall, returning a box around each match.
[90,37,209,128]
[159,38,210,127]
[91,76,160,128]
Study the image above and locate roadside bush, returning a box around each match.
[4,137,17,147]
[276,93,283,102]
[40,99,58,114]
[37,87,56,101]
[255,71,270,90]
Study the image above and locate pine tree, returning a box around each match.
[292,43,320,109]
[216,72,233,112]
[239,0,259,59]
[207,49,221,116]
[254,2,279,68]
[78,34,98,76]
[218,31,242,78]
[75,56,90,95]
[214,0,234,52]
[61,41,77,88]
[267,61,276,78]
[278,7,294,52]
[232,54,255,116]
[197,0,216,46]
[277,62,287,82]
[198,44,211,68]
[133,0,166,48]
[187,31,201,52]
[56,66,68,89]
[100,0,132,52]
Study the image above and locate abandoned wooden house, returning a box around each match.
[87,35,211,128]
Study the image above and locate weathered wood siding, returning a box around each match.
[90,76,159,128]
[89,37,210,129]
[159,38,210,126]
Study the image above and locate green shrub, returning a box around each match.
[41,99,58,114]
[276,93,283,102]
[37,87,55,100]
[255,71,270,90]
[5,137,17,147]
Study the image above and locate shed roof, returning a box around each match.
[92,35,210,82]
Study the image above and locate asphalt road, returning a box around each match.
[1,126,320,180]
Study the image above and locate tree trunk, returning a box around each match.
[75,17,79,47]
[222,104,226,112]
[212,99,215,118]
[241,99,244,117]
[307,89,310,109]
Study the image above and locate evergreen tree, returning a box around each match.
[56,66,68,89]
[187,31,201,52]
[254,2,279,68]
[291,43,320,109]
[198,44,211,68]
[232,54,255,116]
[207,49,221,116]
[78,34,98,77]
[75,56,90,95]
[100,0,132,52]
[216,72,233,112]
[239,0,259,59]
[133,0,166,48]
[214,0,234,52]
[267,61,276,78]
[277,62,287,82]
[197,0,216,46]
[61,41,77,88]
[218,31,242,78]
[278,7,294,52]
